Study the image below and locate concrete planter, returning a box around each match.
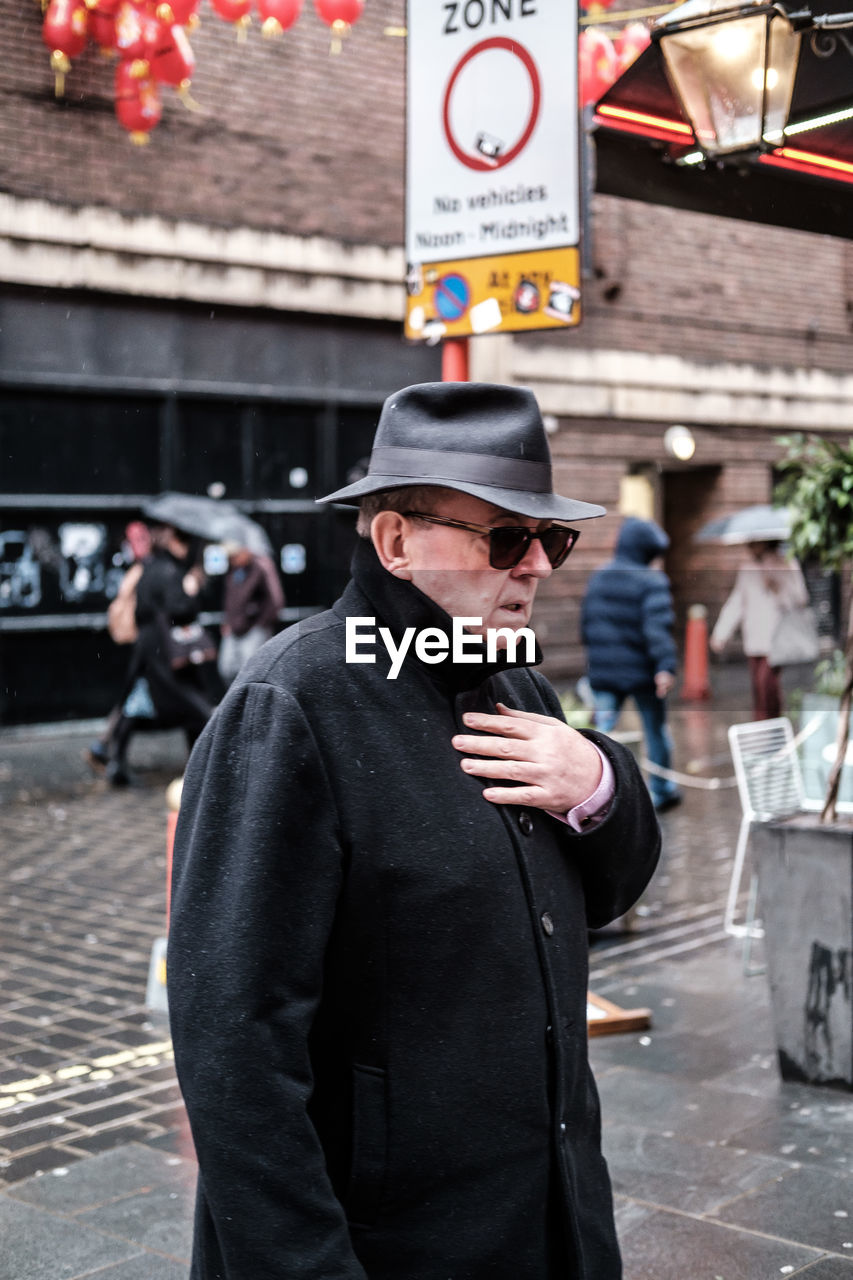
[754,816,853,1089]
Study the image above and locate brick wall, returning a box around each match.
[524,193,853,374]
[5,2,853,377]
[2,0,407,243]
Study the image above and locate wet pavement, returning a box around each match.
[2,663,853,1279]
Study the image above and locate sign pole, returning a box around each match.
[441,337,469,382]
[405,0,580,345]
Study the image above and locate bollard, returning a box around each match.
[146,775,183,1016]
[681,603,711,701]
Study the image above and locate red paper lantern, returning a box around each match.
[257,0,302,38]
[147,19,195,85]
[209,0,252,35]
[153,0,201,23]
[613,21,650,75]
[314,0,363,53]
[86,0,122,13]
[42,0,89,94]
[115,57,162,141]
[90,10,118,49]
[578,27,618,108]
[114,0,149,58]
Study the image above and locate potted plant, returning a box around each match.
[749,435,853,1088]
[774,434,853,823]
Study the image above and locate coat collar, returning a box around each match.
[335,538,543,694]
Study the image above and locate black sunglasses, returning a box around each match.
[402,512,580,570]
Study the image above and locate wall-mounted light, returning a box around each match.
[663,424,697,460]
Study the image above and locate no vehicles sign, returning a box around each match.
[405,0,580,340]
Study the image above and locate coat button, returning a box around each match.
[518,812,534,835]
[541,911,554,936]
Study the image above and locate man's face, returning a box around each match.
[397,490,554,640]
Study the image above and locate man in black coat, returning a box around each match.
[168,382,661,1280]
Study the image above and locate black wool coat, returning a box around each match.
[133,549,217,728]
[168,540,661,1280]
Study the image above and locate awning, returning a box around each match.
[592,25,853,239]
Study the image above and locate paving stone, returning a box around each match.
[617,1204,824,1279]
[77,1183,194,1260]
[0,1098,76,1128]
[72,1100,152,1129]
[0,1019,45,1037]
[795,1258,853,1277]
[596,1066,781,1144]
[0,1144,83,1184]
[138,1105,189,1133]
[140,1131,197,1160]
[61,1125,165,1156]
[7,1143,195,1212]
[0,1194,140,1280]
[723,1094,853,1173]
[1,1119,86,1153]
[590,1021,760,1082]
[59,1079,143,1110]
[715,1163,853,1254]
[73,1254,188,1280]
[603,1125,796,1215]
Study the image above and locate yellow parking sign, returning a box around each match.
[405,245,581,341]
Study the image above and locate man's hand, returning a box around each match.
[451,702,603,811]
[654,670,676,698]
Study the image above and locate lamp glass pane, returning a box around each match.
[662,13,769,153]
[762,17,800,144]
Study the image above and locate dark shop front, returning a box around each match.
[0,289,440,724]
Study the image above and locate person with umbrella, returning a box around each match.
[709,536,810,721]
[106,520,222,784]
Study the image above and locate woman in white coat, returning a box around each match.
[710,539,809,719]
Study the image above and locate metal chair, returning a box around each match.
[725,717,805,969]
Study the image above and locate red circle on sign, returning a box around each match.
[442,36,541,173]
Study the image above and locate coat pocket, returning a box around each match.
[346,1063,388,1228]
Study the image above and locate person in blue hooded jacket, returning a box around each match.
[581,516,681,812]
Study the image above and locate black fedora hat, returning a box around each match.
[316,382,605,522]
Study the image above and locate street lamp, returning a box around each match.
[652,0,807,155]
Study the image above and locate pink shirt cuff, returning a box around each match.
[549,746,615,833]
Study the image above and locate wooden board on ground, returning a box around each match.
[586,992,652,1037]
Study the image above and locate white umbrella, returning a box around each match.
[696,504,792,545]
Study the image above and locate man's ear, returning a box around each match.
[371,511,414,579]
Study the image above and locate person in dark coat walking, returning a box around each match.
[168,383,661,1280]
[106,523,222,784]
[581,516,681,812]
[217,542,284,685]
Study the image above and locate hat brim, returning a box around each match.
[316,475,605,522]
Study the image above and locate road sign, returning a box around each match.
[405,0,580,340]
